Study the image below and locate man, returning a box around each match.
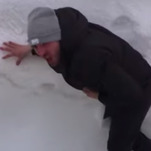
[0,7,151,151]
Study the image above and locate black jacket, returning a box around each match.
[47,7,151,118]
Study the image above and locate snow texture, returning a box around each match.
[0,0,151,151]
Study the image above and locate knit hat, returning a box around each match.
[27,7,61,46]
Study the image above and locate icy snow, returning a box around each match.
[0,0,151,151]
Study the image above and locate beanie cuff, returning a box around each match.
[28,31,61,45]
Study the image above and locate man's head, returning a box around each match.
[27,7,61,66]
[33,41,60,67]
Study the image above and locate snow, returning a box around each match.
[0,0,151,151]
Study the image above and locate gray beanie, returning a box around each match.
[27,7,61,46]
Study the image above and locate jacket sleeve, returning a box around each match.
[98,61,144,110]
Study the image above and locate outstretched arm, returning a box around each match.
[0,41,37,65]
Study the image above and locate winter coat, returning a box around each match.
[36,7,151,118]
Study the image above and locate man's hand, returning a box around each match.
[83,87,99,99]
[0,41,32,65]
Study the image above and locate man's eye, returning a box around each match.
[32,45,38,54]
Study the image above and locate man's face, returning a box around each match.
[33,41,60,67]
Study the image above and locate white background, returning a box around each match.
[0,0,151,151]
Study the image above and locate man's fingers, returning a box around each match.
[0,46,11,52]
[9,41,20,46]
[3,42,15,48]
[0,47,5,50]
[2,54,14,59]
[16,58,22,66]
[1,41,19,50]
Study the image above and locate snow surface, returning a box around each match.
[0,0,151,151]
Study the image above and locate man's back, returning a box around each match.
[54,7,151,91]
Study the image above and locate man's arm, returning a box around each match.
[0,41,37,65]
[98,61,143,107]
